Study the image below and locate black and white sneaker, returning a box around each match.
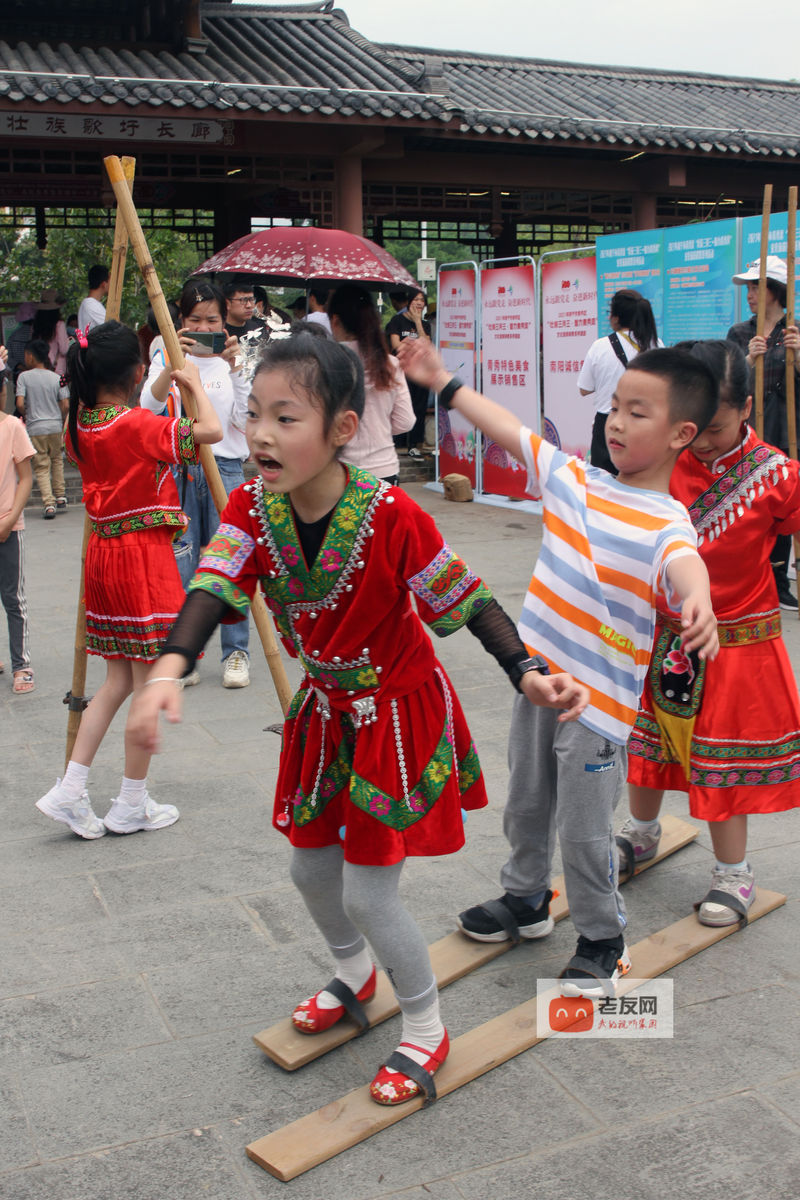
[457,890,554,944]
[560,934,631,998]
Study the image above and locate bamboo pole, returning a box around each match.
[65,157,136,768]
[786,185,798,617]
[103,154,293,715]
[754,183,773,439]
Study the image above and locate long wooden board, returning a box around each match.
[247,887,785,1181]
[254,814,698,1069]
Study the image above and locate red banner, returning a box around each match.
[436,268,478,484]
[480,263,537,499]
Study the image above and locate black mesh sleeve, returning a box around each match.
[466,598,530,677]
[159,589,232,674]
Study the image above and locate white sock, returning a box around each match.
[629,815,660,832]
[61,761,90,798]
[117,776,147,807]
[316,946,374,1010]
[715,857,749,873]
[386,991,444,1074]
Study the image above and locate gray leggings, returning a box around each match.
[290,846,435,1011]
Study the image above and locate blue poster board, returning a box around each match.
[662,219,738,343]
[594,230,664,332]
[740,211,800,317]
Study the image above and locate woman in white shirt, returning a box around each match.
[139,280,252,688]
[328,284,414,484]
[578,290,660,474]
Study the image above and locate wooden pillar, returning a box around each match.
[213,194,251,252]
[335,155,364,234]
[632,191,657,231]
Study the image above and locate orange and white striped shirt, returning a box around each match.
[518,427,698,745]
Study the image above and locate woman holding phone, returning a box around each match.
[139,279,252,689]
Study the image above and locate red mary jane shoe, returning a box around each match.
[369,1030,450,1106]
[291,966,377,1034]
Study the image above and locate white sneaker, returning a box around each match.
[698,862,755,927]
[104,791,180,834]
[222,650,250,688]
[36,780,106,839]
[182,668,200,687]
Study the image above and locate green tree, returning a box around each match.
[0,213,204,329]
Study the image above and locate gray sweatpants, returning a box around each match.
[500,694,627,941]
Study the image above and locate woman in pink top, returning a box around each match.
[329,284,414,484]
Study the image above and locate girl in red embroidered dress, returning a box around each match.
[624,340,800,927]
[128,330,588,1106]
[35,321,222,840]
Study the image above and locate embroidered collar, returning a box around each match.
[79,403,128,428]
[688,432,789,546]
[245,466,389,608]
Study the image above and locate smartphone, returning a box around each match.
[186,331,227,355]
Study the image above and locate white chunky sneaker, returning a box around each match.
[698,863,755,927]
[36,780,106,839]
[104,791,180,834]
[222,650,250,688]
[182,668,200,687]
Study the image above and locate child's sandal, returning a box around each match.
[12,669,35,694]
[291,966,377,1034]
[369,1030,450,1106]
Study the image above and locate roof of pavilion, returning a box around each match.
[0,0,797,157]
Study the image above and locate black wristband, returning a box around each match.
[438,376,464,409]
[508,655,550,693]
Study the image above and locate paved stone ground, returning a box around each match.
[1,484,799,1200]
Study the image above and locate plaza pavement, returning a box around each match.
[1,483,799,1200]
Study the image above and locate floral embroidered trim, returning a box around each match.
[300,655,379,693]
[428,584,493,637]
[175,416,197,463]
[689,444,789,546]
[79,404,128,427]
[199,523,256,579]
[648,626,705,718]
[85,611,177,660]
[91,510,186,538]
[631,713,800,775]
[662,611,782,647]
[407,545,478,613]
[188,572,251,616]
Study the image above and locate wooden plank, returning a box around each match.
[253,814,698,1069]
[247,887,786,1181]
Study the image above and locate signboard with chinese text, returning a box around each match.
[662,219,738,344]
[740,210,800,317]
[479,261,538,499]
[594,230,665,331]
[541,255,598,461]
[1,111,232,145]
[436,266,478,485]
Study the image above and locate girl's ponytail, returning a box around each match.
[66,320,141,458]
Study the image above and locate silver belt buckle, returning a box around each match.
[352,695,377,727]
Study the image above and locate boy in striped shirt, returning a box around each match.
[398,341,719,996]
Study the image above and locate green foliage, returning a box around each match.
[0,213,204,328]
[382,237,481,303]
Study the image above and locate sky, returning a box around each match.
[238,1,798,82]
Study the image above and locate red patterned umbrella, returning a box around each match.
[195,226,417,289]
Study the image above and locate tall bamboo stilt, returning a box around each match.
[65,156,135,768]
[103,154,293,715]
[754,184,773,439]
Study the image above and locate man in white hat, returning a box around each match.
[727,255,800,607]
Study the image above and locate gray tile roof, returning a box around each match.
[0,0,798,157]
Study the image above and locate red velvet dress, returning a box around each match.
[628,428,800,819]
[66,405,197,661]
[190,467,490,865]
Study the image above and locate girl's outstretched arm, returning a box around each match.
[397,339,524,462]
[170,359,223,444]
